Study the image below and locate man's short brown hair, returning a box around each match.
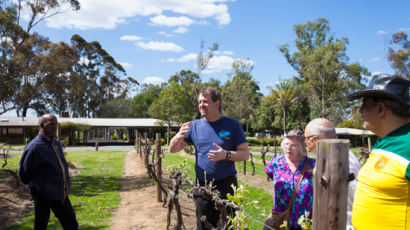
[199,87,222,112]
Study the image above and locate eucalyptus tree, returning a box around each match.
[129,83,164,118]
[222,59,261,135]
[148,82,195,144]
[173,41,219,119]
[0,0,80,115]
[387,32,409,79]
[69,34,138,117]
[251,94,276,132]
[280,18,368,122]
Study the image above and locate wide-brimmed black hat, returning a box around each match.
[347,74,410,108]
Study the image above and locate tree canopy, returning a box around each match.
[387,32,409,79]
[280,18,368,123]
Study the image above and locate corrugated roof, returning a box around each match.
[335,127,374,136]
[0,117,178,128]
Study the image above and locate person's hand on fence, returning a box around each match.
[208,143,228,162]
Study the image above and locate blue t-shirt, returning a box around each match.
[184,116,247,181]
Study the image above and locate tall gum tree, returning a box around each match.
[222,59,262,135]
[387,32,409,79]
[280,18,368,123]
[0,0,80,115]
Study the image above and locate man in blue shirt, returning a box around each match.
[170,87,250,229]
[19,114,78,230]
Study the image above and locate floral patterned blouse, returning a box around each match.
[265,154,315,229]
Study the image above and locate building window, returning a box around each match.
[6,128,24,136]
[1,128,7,136]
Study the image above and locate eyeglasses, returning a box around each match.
[304,135,317,141]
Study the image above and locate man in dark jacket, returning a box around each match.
[19,114,78,230]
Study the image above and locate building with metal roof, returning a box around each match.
[0,117,178,145]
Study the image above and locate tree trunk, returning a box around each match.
[167,123,170,146]
[22,105,28,117]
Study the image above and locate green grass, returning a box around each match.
[0,152,21,179]
[236,160,268,177]
[3,150,273,229]
[239,182,272,229]
[163,152,273,229]
[7,150,126,230]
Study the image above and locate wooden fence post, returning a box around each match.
[155,133,163,202]
[138,133,142,157]
[313,139,349,230]
[243,161,246,175]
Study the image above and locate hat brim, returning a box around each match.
[347,89,409,107]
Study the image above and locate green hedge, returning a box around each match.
[246,137,283,146]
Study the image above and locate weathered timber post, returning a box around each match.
[313,139,349,230]
[95,141,99,151]
[155,133,163,202]
[134,131,138,151]
[139,133,142,157]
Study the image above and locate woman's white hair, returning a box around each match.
[281,129,306,156]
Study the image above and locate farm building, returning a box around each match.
[0,117,178,145]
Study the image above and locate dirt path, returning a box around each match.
[110,151,196,230]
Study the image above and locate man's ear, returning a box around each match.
[376,102,387,118]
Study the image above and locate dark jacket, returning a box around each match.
[19,132,71,202]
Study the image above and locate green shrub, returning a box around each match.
[111,130,119,140]
[59,122,91,145]
[184,145,194,154]
[246,137,259,146]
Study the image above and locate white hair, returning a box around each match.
[306,118,337,139]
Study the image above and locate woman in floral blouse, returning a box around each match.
[265,129,315,230]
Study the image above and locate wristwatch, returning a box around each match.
[225,150,232,161]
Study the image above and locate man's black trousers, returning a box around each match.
[32,189,78,230]
[193,175,237,230]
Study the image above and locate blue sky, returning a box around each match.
[3,0,410,117]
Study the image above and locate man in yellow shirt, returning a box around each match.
[347,74,410,230]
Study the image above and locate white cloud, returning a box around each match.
[377,30,387,34]
[173,27,188,34]
[214,50,234,56]
[158,31,173,37]
[203,55,235,73]
[119,62,132,68]
[143,76,166,85]
[370,57,381,62]
[150,15,194,27]
[44,0,232,30]
[163,53,197,62]
[120,35,143,41]
[398,27,410,31]
[202,56,255,74]
[136,41,184,52]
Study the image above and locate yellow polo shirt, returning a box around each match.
[352,123,410,230]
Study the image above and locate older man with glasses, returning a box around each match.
[304,118,361,230]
